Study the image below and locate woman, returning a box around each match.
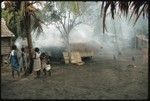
[9,45,20,79]
[33,47,41,78]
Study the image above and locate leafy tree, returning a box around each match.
[38,1,82,62]
[2,1,43,74]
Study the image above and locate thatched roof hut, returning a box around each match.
[1,18,15,37]
[135,34,148,49]
[70,41,102,53]
[1,18,15,56]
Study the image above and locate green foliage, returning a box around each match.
[50,11,61,22]
[2,1,44,38]
[37,1,81,24]
[70,2,80,15]
[36,2,54,23]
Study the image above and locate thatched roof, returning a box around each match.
[1,18,15,37]
[70,41,102,52]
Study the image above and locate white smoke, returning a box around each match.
[14,36,27,51]
[14,1,148,58]
[31,24,64,48]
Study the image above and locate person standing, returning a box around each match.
[19,47,26,72]
[9,45,20,79]
[24,46,30,71]
[33,47,41,78]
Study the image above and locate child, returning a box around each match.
[33,47,41,78]
[19,47,26,72]
[46,58,51,76]
[40,53,51,76]
[9,45,20,79]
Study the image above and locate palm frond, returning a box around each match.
[102,1,111,33]
[118,1,129,17]
[100,1,104,17]
[32,14,43,37]
[6,11,14,25]
[133,3,147,26]
[71,2,80,15]
[101,1,149,33]
[111,1,116,19]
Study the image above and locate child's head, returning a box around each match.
[47,58,50,64]
[34,47,39,52]
[11,45,17,50]
[41,52,46,57]
[21,47,25,52]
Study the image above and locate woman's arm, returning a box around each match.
[32,52,36,59]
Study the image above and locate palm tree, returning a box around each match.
[101,1,149,33]
[2,1,43,74]
[51,1,82,62]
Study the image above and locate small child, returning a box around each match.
[40,53,51,76]
[20,47,26,72]
[46,58,51,76]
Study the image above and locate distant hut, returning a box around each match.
[1,18,15,61]
[135,35,148,49]
[70,41,102,57]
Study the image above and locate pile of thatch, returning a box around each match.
[70,41,102,53]
[1,18,15,37]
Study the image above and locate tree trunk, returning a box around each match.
[24,2,34,75]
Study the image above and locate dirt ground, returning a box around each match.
[1,48,148,99]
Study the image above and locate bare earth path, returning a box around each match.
[1,48,148,99]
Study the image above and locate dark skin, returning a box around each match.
[12,69,20,78]
[20,47,26,72]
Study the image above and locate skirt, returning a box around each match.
[33,58,41,71]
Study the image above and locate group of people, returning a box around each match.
[9,45,51,80]
[33,47,51,78]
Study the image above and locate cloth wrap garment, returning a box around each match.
[33,52,41,71]
[10,50,20,71]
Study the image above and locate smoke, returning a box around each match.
[70,24,94,43]
[81,2,148,58]
[14,1,148,58]
[14,36,27,51]
[31,24,64,48]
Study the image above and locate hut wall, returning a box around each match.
[1,37,12,55]
[136,35,148,49]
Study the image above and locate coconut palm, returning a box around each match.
[101,1,149,33]
[2,1,43,74]
[51,1,82,62]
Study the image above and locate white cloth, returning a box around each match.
[10,50,15,56]
[33,52,41,71]
[46,64,51,71]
